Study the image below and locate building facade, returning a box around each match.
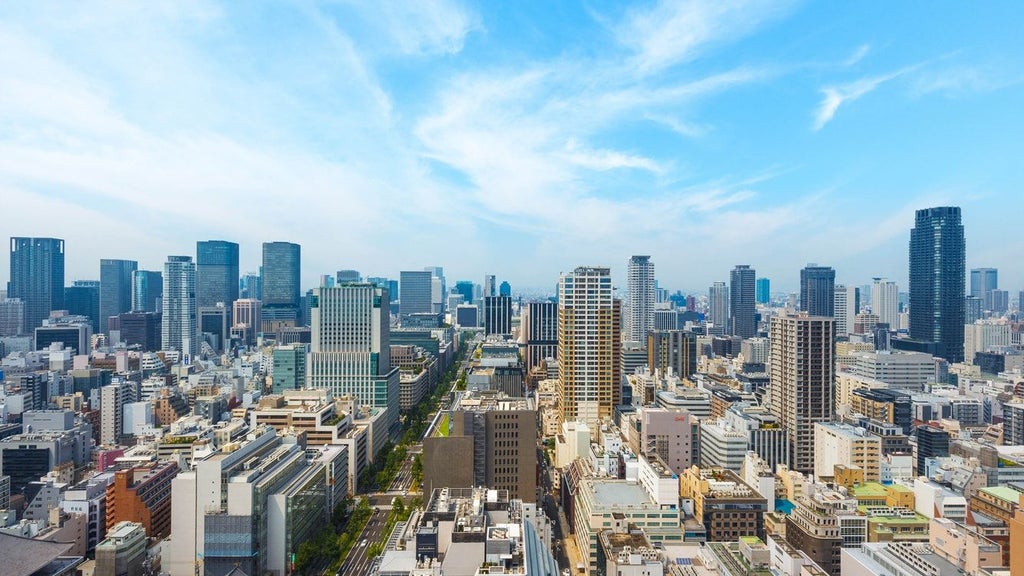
[627,255,655,342]
[161,256,197,358]
[9,237,65,332]
[909,206,965,362]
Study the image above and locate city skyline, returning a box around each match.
[1,2,1022,292]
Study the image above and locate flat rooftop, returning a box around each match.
[590,481,653,508]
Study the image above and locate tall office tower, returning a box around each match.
[730,265,757,337]
[0,298,25,336]
[909,207,966,362]
[647,330,697,378]
[499,281,512,297]
[161,256,197,358]
[9,237,65,332]
[132,270,162,313]
[196,241,239,320]
[986,289,1009,314]
[627,255,655,343]
[484,295,512,336]
[523,301,557,371]
[833,285,858,335]
[769,314,835,473]
[799,264,835,317]
[231,298,261,344]
[240,271,262,300]
[425,266,446,315]
[558,266,621,428]
[64,280,100,334]
[100,259,138,334]
[399,270,433,319]
[755,277,770,305]
[708,282,730,335]
[483,274,497,298]
[117,312,162,351]
[336,269,360,284]
[308,284,399,421]
[964,296,984,324]
[454,281,475,304]
[870,278,899,329]
[970,267,998,298]
[261,242,301,329]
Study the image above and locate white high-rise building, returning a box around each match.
[161,256,197,358]
[834,285,858,335]
[100,383,124,445]
[708,281,730,336]
[308,283,399,429]
[871,278,899,329]
[627,255,655,342]
[559,266,621,429]
[964,320,1011,364]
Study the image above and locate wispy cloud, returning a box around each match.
[813,63,920,130]
[615,0,796,73]
[844,44,871,67]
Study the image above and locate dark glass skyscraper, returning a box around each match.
[133,270,163,313]
[729,265,756,338]
[9,237,64,332]
[261,242,301,326]
[800,264,835,317]
[64,280,100,334]
[197,241,240,321]
[454,280,475,304]
[909,206,965,362]
[100,259,137,333]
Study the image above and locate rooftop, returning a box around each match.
[979,485,1023,504]
[590,480,654,508]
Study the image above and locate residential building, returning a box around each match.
[730,265,757,337]
[909,206,965,362]
[627,255,655,342]
[786,483,866,576]
[769,314,835,473]
[105,461,178,539]
[833,285,858,335]
[814,422,882,482]
[558,266,621,428]
[870,278,899,330]
[708,281,729,335]
[161,255,197,358]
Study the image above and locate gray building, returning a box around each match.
[729,265,756,337]
[399,270,433,320]
[909,206,965,362]
[800,264,835,317]
[161,256,197,358]
[100,259,137,334]
[9,237,64,332]
[261,242,301,328]
[196,240,240,323]
[64,281,100,334]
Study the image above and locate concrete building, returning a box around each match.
[699,419,750,472]
[161,255,197,358]
[870,278,899,330]
[814,422,882,482]
[646,330,697,378]
[308,283,399,437]
[838,350,934,392]
[679,466,767,542]
[708,281,730,336]
[769,314,835,473]
[627,255,655,342]
[964,320,1011,364]
[635,406,695,474]
[423,391,537,501]
[833,285,858,336]
[559,266,621,428]
[786,483,866,576]
[99,383,125,446]
[95,521,146,576]
[105,461,178,539]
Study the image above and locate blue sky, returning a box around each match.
[1,1,1021,294]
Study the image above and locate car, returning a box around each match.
[360,539,367,547]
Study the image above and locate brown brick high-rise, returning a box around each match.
[105,461,178,539]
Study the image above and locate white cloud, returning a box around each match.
[616,0,795,73]
[813,64,918,130]
[844,44,871,66]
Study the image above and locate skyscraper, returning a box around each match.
[64,280,100,334]
[9,237,64,332]
[558,266,621,428]
[871,278,899,329]
[132,270,162,313]
[454,281,475,305]
[970,268,998,299]
[196,241,239,322]
[161,256,197,358]
[308,283,399,432]
[498,281,511,297]
[769,314,835,473]
[100,259,138,334]
[833,285,859,336]
[523,301,557,372]
[399,270,433,319]
[483,275,497,298]
[708,282,730,335]
[909,206,966,362]
[730,265,756,338]
[799,264,835,317]
[627,255,655,343]
[336,269,360,284]
[261,242,301,329]
[425,266,446,315]
[755,277,770,305]
[484,295,512,336]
